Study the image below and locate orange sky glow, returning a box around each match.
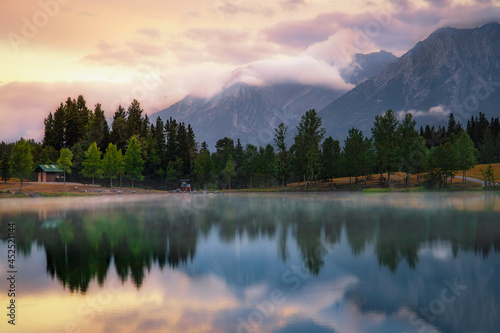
[0,0,499,142]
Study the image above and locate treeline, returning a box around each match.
[1,94,499,189]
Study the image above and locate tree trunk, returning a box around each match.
[20,179,23,192]
[387,172,390,185]
[355,176,358,186]
[64,170,66,185]
[120,175,122,188]
[110,177,113,188]
[132,180,134,189]
[92,177,95,187]
[229,177,231,190]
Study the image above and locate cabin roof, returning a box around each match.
[34,164,61,172]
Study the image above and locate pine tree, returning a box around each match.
[274,123,289,189]
[0,152,11,183]
[371,110,399,184]
[57,148,73,185]
[110,106,128,151]
[320,137,340,187]
[343,128,367,186]
[81,142,103,186]
[52,103,66,150]
[397,113,419,186]
[127,99,143,137]
[294,109,325,189]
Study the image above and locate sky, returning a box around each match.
[0,0,499,143]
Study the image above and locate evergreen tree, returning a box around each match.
[294,109,325,189]
[261,144,277,187]
[479,127,497,163]
[85,103,109,150]
[397,113,419,186]
[127,99,143,137]
[343,128,367,186]
[81,142,103,186]
[372,109,399,184]
[42,112,55,147]
[110,106,128,151]
[447,113,461,136]
[10,138,34,191]
[52,103,66,150]
[124,136,144,189]
[274,123,289,189]
[37,146,59,164]
[57,148,73,185]
[319,137,340,187]
[0,152,11,183]
[242,144,258,188]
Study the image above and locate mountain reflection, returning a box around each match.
[1,193,500,292]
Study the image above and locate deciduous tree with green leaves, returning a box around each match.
[124,136,144,189]
[81,142,103,187]
[193,150,214,190]
[10,138,33,191]
[57,148,73,185]
[222,154,236,190]
[454,131,477,183]
[102,143,123,188]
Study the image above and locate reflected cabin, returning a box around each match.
[35,164,61,182]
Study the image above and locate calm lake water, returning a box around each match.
[1,192,500,333]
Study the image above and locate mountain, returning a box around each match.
[320,22,500,141]
[151,83,344,148]
[340,50,397,85]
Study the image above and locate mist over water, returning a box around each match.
[1,192,499,333]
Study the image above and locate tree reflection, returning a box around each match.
[1,195,500,292]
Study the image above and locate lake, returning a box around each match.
[1,192,499,333]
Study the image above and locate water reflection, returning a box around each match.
[0,192,499,333]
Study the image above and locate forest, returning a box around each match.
[1,95,499,190]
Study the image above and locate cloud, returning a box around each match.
[397,105,451,120]
[170,29,275,65]
[281,0,307,10]
[227,56,354,90]
[264,13,342,49]
[136,28,161,39]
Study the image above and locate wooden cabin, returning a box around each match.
[34,164,61,182]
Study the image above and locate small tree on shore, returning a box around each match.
[57,148,73,185]
[102,143,122,187]
[222,154,236,190]
[81,142,103,186]
[124,136,144,189]
[481,164,496,187]
[10,138,34,192]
